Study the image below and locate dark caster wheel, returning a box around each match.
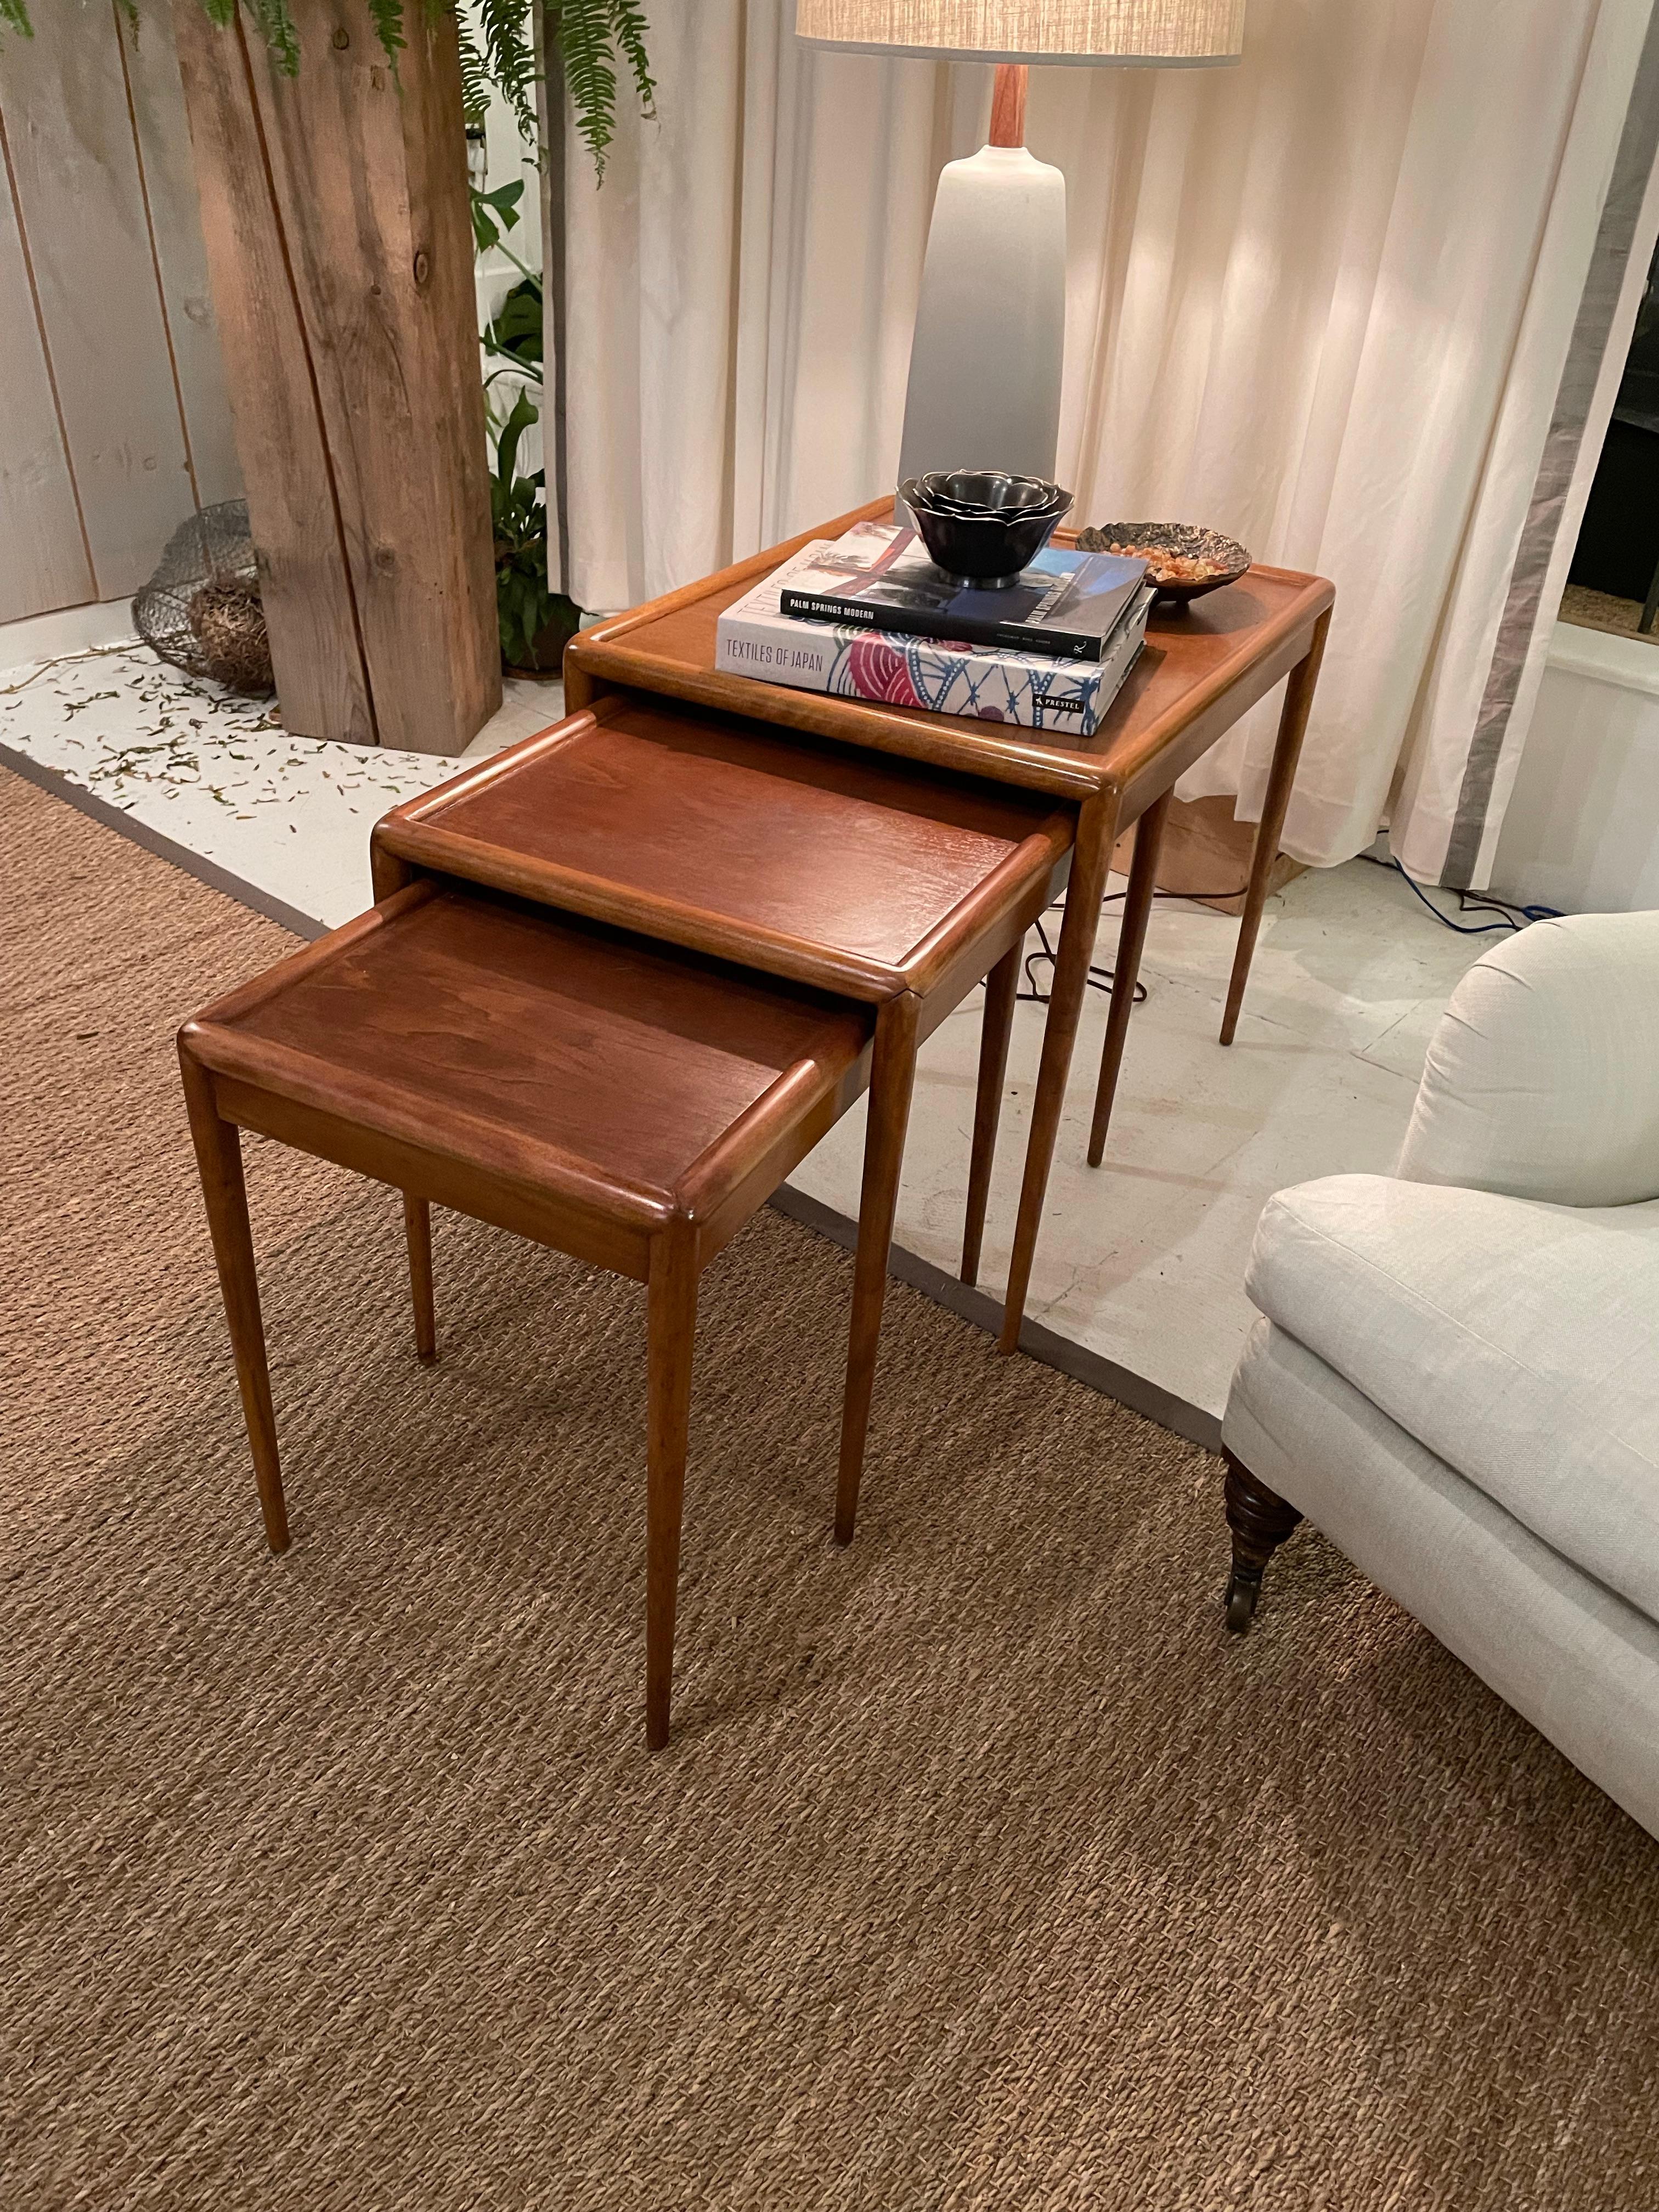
[1224,1572,1261,1634]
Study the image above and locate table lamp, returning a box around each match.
[794,2,1246,487]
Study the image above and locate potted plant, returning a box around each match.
[471,172,582,675]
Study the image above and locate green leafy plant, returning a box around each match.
[470,175,530,257]
[1,1,656,177]
[489,388,579,670]
[485,273,543,365]
[472,176,580,670]
[474,179,544,370]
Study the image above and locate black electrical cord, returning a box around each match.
[1357,851,1563,934]
[1006,849,1564,1012]
[1014,883,1250,1006]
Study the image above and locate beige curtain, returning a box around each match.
[552,0,1634,869]
[553,2,982,607]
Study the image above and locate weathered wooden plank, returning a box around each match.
[117,3,242,507]
[243,0,499,754]
[0,135,95,622]
[170,0,374,744]
[0,0,193,599]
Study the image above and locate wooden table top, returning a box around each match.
[183,883,871,1228]
[567,498,1335,811]
[375,693,1072,1002]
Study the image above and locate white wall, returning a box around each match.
[1491,623,1659,913]
[0,3,240,627]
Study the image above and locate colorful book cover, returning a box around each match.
[716,540,1151,737]
[777,519,1148,663]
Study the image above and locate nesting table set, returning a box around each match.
[180,495,1332,1748]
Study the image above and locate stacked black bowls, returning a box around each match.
[899,470,1074,589]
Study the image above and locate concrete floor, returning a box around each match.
[785,859,1485,1427]
[2,630,1489,1436]
[0,609,557,933]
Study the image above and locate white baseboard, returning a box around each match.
[0,597,137,674]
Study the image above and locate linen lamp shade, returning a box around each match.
[794,0,1246,66]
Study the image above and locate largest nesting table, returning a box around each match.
[566,498,1335,1347]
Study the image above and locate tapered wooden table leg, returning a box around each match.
[404,1197,437,1363]
[999,789,1120,1353]
[1087,789,1170,1168]
[645,1226,698,1752]
[179,1048,289,1553]
[961,945,1020,1286]
[836,993,922,1545]
[1221,608,1330,1047]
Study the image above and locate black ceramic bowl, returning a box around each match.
[900,474,1074,587]
[922,488,1073,524]
[915,469,1069,518]
[1075,521,1250,606]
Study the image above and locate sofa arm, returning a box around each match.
[1396,911,1659,1206]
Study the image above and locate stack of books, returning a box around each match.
[715,519,1153,737]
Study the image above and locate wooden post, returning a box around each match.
[172,0,500,754]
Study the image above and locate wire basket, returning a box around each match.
[132,500,274,695]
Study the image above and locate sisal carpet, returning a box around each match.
[4,764,1658,2211]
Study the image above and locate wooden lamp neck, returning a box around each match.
[988,63,1028,148]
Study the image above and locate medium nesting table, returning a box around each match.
[179,882,877,1750]
[371,691,1073,1541]
[565,496,1334,1349]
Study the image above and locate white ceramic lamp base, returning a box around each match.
[895,143,1068,491]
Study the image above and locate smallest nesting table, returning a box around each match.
[179,881,874,1750]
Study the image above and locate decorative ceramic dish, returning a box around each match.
[1076,522,1250,606]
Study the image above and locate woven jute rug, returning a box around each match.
[4,765,1657,2211]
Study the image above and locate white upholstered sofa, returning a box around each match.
[1221,909,1659,1841]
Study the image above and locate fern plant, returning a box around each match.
[0,0,656,176]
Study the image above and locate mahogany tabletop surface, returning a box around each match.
[375,692,1073,1003]
[183,883,871,1226]
[566,498,1335,813]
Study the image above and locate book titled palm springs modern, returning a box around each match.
[715,538,1152,737]
[777,520,1149,662]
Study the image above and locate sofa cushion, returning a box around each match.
[1246,1175,1659,1623]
